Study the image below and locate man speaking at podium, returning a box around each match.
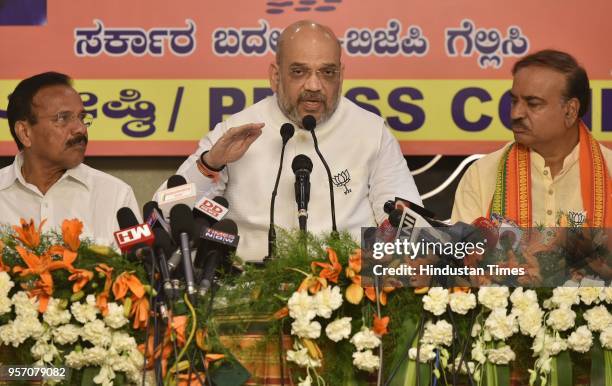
[0,72,140,245]
[167,20,421,261]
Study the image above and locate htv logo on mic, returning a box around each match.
[194,196,228,221]
[114,224,154,251]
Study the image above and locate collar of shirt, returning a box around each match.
[530,143,579,179]
[0,152,92,195]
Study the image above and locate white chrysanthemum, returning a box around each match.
[583,305,612,332]
[325,317,352,342]
[546,307,576,332]
[12,291,39,318]
[93,364,115,386]
[600,287,612,304]
[71,295,99,324]
[0,271,13,296]
[579,287,602,306]
[298,374,312,386]
[286,343,321,368]
[487,345,515,364]
[514,304,544,337]
[471,323,481,338]
[81,319,111,347]
[409,343,437,362]
[478,286,509,310]
[43,298,71,327]
[567,326,593,353]
[291,319,321,339]
[31,339,59,363]
[510,288,538,311]
[111,331,137,353]
[352,350,380,372]
[532,330,567,356]
[551,287,580,308]
[0,295,11,315]
[422,287,449,316]
[451,356,475,374]
[484,308,518,341]
[471,340,486,364]
[53,324,80,345]
[350,327,381,351]
[65,346,107,369]
[313,286,343,318]
[0,316,44,347]
[449,291,477,315]
[422,320,453,347]
[103,302,129,329]
[600,326,612,349]
[288,291,317,321]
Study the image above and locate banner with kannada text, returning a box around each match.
[0,0,610,155]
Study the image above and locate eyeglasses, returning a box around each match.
[44,111,94,128]
[288,65,341,82]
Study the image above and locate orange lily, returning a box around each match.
[113,272,146,300]
[273,307,289,320]
[311,248,342,284]
[13,246,74,312]
[346,249,362,278]
[12,218,45,249]
[373,314,390,336]
[298,274,327,294]
[140,315,188,376]
[61,219,83,252]
[130,294,150,329]
[68,269,93,293]
[364,285,395,306]
[25,279,53,312]
[95,264,114,315]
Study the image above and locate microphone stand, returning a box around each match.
[267,135,291,261]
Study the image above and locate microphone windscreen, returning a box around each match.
[280,123,295,143]
[292,154,313,174]
[213,196,229,208]
[167,174,187,188]
[153,227,175,256]
[383,200,395,214]
[169,204,196,242]
[143,201,159,221]
[213,218,238,235]
[388,208,404,228]
[302,115,316,131]
[117,207,139,229]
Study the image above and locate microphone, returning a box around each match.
[114,207,155,258]
[143,201,171,235]
[193,195,229,224]
[158,174,197,217]
[153,227,177,300]
[169,204,197,297]
[302,115,337,232]
[267,123,295,260]
[292,154,313,232]
[195,219,240,296]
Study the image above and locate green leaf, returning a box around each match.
[80,367,98,386]
[555,351,573,386]
[385,316,419,386]
[591,341,605,386]
[496,364,510,386]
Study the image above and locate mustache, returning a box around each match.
[66,134,88,147]
[511,119,529,131]
[299,91,325,102]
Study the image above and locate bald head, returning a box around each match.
[275,20,342,65]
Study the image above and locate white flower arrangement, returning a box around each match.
[325,317,352,342]
[422,287,450,316]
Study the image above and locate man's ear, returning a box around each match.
[565,98,580,127]
[14,120,32,148]
[269,62,280,92]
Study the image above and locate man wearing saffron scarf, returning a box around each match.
[452,50,611,229]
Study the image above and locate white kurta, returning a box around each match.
[171,95,421,261]
[0,153,141,246]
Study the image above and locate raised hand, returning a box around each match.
[204,122,265,169]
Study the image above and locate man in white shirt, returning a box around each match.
[166,20,421,261]
[1,72,140,245]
